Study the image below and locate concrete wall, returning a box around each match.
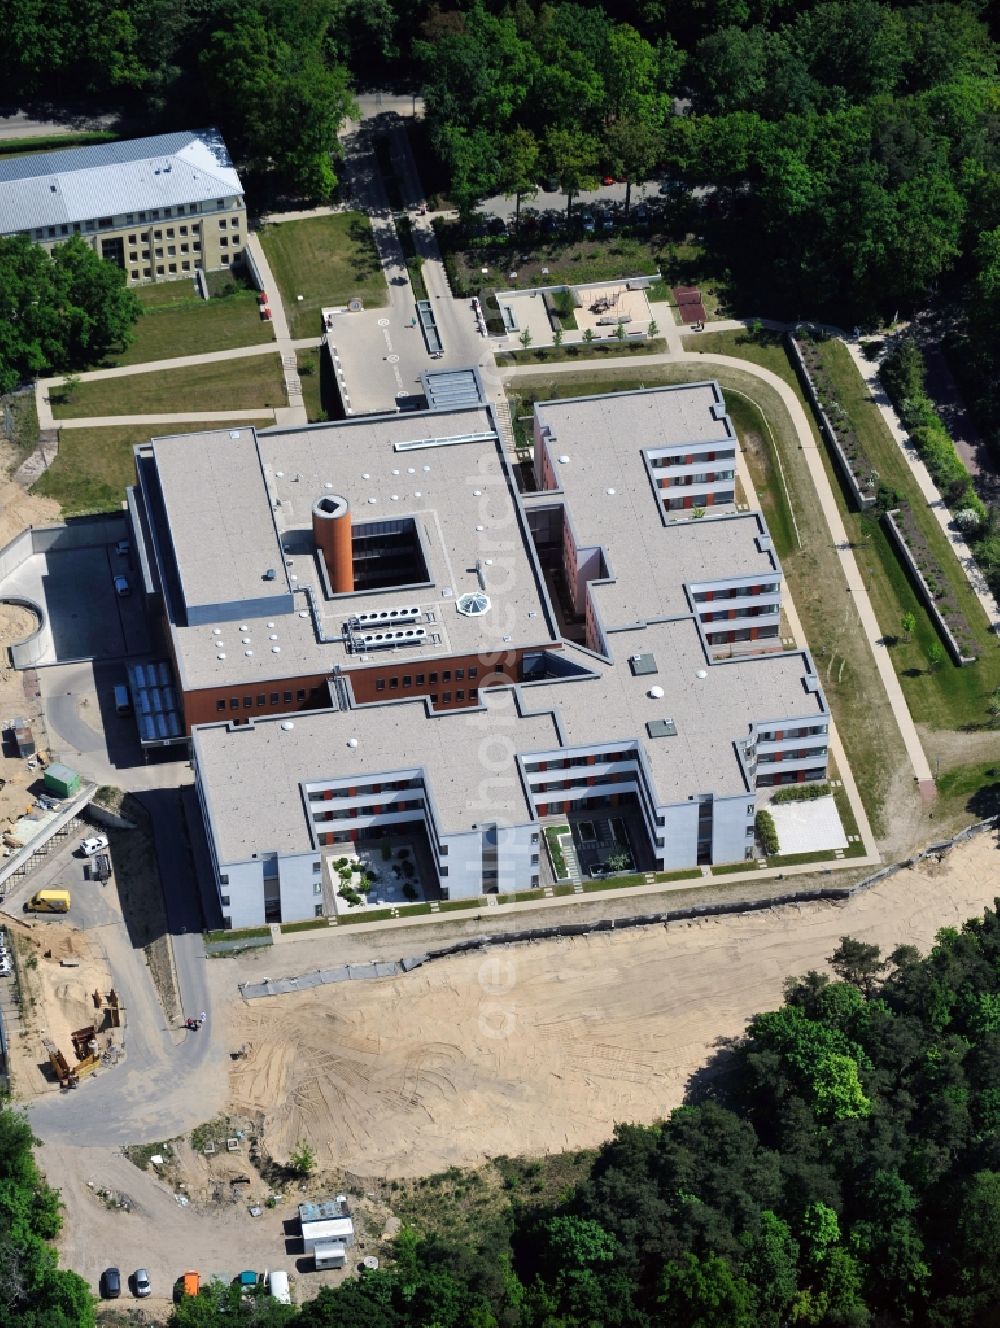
[659,802,699,869]
[2,518,130,668]
[278,853,323,922]
[222,859,266,930]
[712,793,754,863]
[439,828,483,899]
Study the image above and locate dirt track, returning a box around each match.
[226,829,1000,1178]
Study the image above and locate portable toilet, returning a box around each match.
[44,763,81,799]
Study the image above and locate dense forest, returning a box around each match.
[0,1108,93,1327]
[6,0,1000,427]
[156,902,1000,1326]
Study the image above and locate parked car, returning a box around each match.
[0,959,12,979]
[579,212,596,234]
[114,539,130,557]
[113,574,130,597]
[79,836,109,857]
[132,1269,151,1299]
[101,1268,121,1300]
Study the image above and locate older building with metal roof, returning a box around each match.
[0,129,246,285]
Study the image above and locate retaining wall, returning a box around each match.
[786,335,876,511]
[237,816,999,998]
[884,509,977,665]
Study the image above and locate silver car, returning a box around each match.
[133,1268,151,1298]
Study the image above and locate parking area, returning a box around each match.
[0,540,148,666]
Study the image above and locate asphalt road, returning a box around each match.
[23,791,226,1147]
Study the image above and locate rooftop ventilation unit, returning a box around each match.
[711,402,728,420]
[629,653,658,677]
[355,627,427,650]
[350,606,422,628]
[647,718,678,739]
[805,674,820,693]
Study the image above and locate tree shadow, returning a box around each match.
[684,1037,742,1106]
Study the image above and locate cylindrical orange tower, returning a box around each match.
[312,494,354,593]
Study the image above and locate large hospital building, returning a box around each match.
[127,382,830,928]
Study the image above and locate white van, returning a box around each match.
[114,683,131,716]
[267,1270,290,1305]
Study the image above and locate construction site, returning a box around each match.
[218,827,1000,1179]
[4,919,122,1095]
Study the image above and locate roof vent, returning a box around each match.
[647,718,678,738]
[648,685,665,699]
[558,455,570,464]
[629,653,658,677]
[805,674,820,693]
[263,568,277,581]
[347,738,358,748]
[280,721,294,731]
[696,669,708,679]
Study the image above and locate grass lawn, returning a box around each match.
[108,281,273,366]
[51,355,287,419]
[664,240,734,320]
[36,419,274,515]
[296,348,331,422]
[507,362,908,835]
[808,338,1000,731]
[444,233,664,311]
[930,759,1000,825]
[260,212,385,339]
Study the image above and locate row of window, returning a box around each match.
[693,584,780,601]
[374,665,480,692]
[650,449,735,467]
[216,689,308,713]
[130,253,234,278]
[129,242,201,260]
[30,198,241,241]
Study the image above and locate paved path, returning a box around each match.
[57,409,277,429]
[501,346,935,790]
[842,338,1000,633]
[35,339,321,430]
[244,234,307,426]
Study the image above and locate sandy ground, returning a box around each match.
[7,921,116,1096]
[224,829,1000,1179]
[0,441,58,829]
[45,1133,391,1316]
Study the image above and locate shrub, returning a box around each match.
[755,809,779,856]
[771,782,831,803]
[403,882,418,901]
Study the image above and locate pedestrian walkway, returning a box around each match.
[501,345,935,792]
[842,338,1000,633]
[244,234,308,427]
[58,410,277,429]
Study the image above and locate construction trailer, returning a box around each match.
[299,1197,354,1263]
[312,1242,347,1270]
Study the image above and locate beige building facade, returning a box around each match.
[0,129,246,286]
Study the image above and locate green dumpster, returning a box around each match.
[44,763,81,799]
